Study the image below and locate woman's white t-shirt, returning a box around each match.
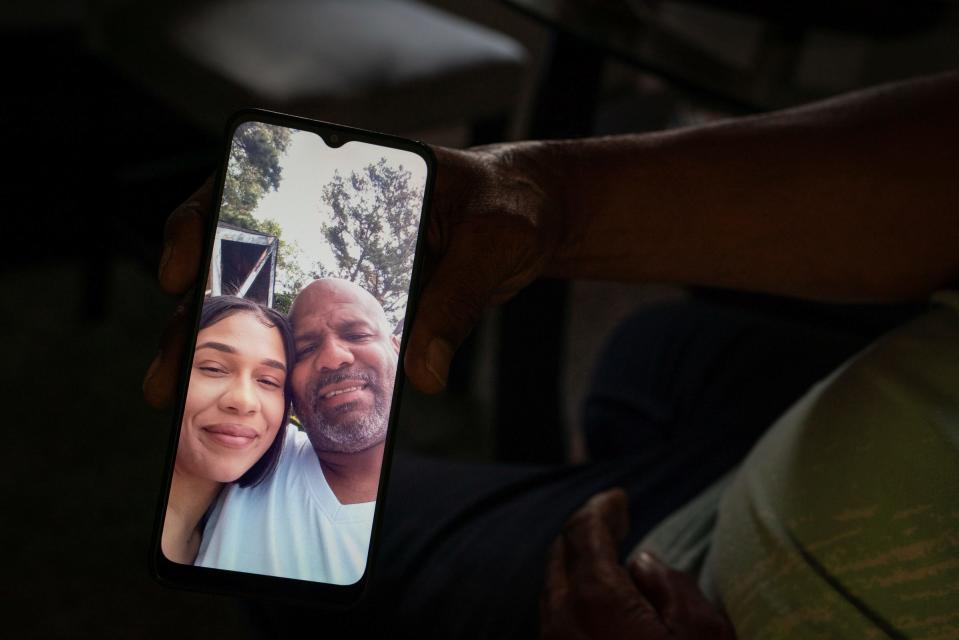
[195,425,375,585]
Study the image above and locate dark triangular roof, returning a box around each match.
[216,221,275,239]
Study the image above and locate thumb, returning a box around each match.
[143,294,194,409]
[404,235,497,393]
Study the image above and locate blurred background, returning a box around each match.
[4,0,958,635]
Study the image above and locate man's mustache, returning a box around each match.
[308,369,379,399]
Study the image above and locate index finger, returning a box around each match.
[560,489,663,636]
[561,488,636,601]
[543,537,570,610]
[561,488,630,566]
[159,176,214,294]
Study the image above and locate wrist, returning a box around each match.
[480,139,570,278]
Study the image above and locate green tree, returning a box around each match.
[272,241,309,315]
[218,122,300,312]
[317,158,424,325]
[254,219,307,315]
[220,122,292,228]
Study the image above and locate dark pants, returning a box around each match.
[255,295,916,639]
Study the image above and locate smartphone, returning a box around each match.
[151,110,434,604]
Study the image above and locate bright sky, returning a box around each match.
[250,129,428,292]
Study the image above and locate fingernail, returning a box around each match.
[425,338,452,389]
[159,243,174,279]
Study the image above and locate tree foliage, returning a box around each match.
[253,219,306,315]
[317,159,423,326]
[220,122,292,228]
[218,122,301,312]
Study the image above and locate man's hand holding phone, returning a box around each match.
[144,143,564,406]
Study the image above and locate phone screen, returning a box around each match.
[156,115,431,597]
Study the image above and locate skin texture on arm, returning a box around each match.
[541,70,959,300]
[405,71,959,393]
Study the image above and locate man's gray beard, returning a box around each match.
[297,370,393,454]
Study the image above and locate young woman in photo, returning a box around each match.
[161,296,294,564]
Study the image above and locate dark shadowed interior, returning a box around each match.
[5,1,957,636]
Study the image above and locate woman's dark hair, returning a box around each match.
[197,295,295,488]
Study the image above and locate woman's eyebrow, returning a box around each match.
[197,342,285,371]
[196,341,235,354]
[261,358,286,372]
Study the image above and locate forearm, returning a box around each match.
[535,71,959,301]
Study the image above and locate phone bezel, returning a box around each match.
[150,109,436,606]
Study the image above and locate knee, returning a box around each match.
[582,300,709,458]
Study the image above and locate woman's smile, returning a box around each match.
[178,310,289,483]
[201,423,260,449]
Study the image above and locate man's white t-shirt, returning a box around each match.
[195,425,375,585]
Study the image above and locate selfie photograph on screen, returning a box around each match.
[160,121,428,585]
